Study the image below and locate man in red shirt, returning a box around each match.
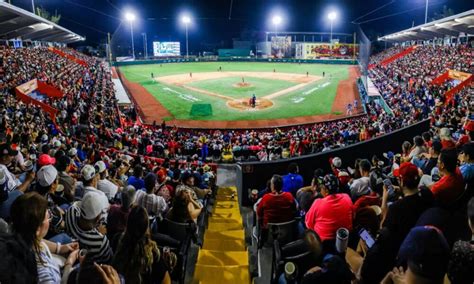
[305,174,353,242]
[430,148,465,206]
[257,175,296,228]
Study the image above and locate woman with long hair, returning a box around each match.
[112,205,170,284]
[166,189,201,223]
[10,192,79,283]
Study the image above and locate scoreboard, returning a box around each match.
[153,41,181,57]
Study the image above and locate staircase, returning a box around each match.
[193,187,250,283]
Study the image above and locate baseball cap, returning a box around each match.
[68,148,77,157]
[393,162,419,183]
[41,134,49,143]
[36,165,58,187]
[81,164,97,181]
[80,191,109,220]
[53,140,61,148]
[0,143,18,157]
[322,174,339,192]
[38,154,56,167]
[383,151,395,160]
[463,115,474,132]
[331,157,342,168]
[95,161,107,174]
[397,226,450,280]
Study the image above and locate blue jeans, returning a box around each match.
[49,233,73,244]
[0,190,23,220]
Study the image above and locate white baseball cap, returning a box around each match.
[80,191,109,220]
[95,161,107,174]
[36,165,58,187]
[81,164,96,181]
[332,157,342,168]
[68,148,77,157]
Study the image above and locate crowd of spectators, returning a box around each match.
[0,40,472,283]
[252,43,474,283]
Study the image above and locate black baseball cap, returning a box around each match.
[0,143,18,157]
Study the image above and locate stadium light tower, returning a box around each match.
[181,14,191,58]
[272,15,282,36]
[424,0,429,23]
[125,12,136,59]
[327,11,337,58]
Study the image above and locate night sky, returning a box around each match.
[9,0,474,52]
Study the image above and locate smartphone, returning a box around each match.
[358,228,375,248]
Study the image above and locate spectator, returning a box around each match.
[257,174,297,228]
[112,205,171,284]
[128,165,145,190]
[65,191,112,263]
[95,161,119,200]
[282,163,304,196]
[361,162,433,283]
[56,155,76,203]
[305,174,353,242]
[0,143,34,192]
[10,192,79,283]
[382,226,450,284]
[459,142,474,184]
[80,164,105,198]
[35,164,70,242]
[349,159,372,201]
[430,148,465,206]
[134,173,168,217]
[419,140,442,175]
[447,197,474,284]
[166,189,202,223]
[107,185,136,241]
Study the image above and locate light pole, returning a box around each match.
[424,0,429,24]
[328,12,337,58]
[125,12,136,59]
[142,33,148,58]
[31,0,35,14]
[181,15,191,58]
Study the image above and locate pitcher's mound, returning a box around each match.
[233,82,253,88]
[227,98,274,110]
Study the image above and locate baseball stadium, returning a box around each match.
[0,1,473,284]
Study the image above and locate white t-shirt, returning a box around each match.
[0,164,21,192]
[97,179,119,200]
[349,176,371,199]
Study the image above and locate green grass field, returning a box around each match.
[119,62,350,121]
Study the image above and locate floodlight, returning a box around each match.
[182,15,191,24]
[328,12,337,21]
[125,12,136,22]
[272,15,282,25]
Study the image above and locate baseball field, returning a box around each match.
[117,62,362,128]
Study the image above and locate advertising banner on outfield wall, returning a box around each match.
[271,36,292,58]
[297,43,358,59]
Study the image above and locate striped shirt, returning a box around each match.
[135,190,168,217]
[36,241,61,284]
[65,203,113,264]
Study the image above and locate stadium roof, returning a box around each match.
[0,1,85,44]
[379,9,474,42]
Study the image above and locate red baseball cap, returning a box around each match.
[38,154,56,167]
[393,162,419,182]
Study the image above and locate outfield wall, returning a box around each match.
[112,57,358,67]
[236,119,431,206]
